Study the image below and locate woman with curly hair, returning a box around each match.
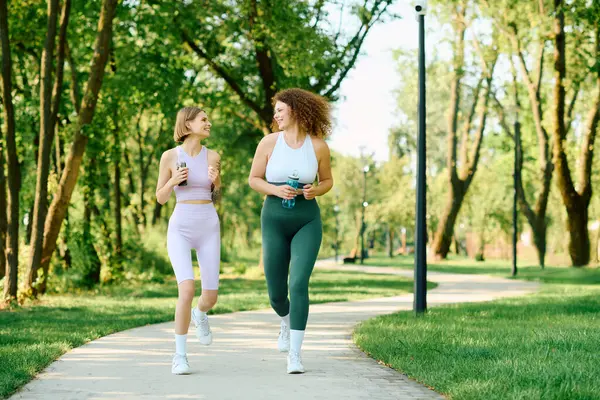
[248,88,334,374]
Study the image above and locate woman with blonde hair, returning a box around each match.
[156,107,221,375]
[248,88,334,374]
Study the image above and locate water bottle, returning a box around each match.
[177,161,188,186]
[282,170,299,209]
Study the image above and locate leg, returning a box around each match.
[174,280,195,335]
[197,289,218,311]
[289,217,322,331]
[191,211,221,345]
[195,213,221,311]
[167,218,194,374]
[167,224,195,335]
[286,216,322,374]
[262,216,292,317]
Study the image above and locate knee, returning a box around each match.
[202,291,218,309]
[268,286,288,305]
[178,281,195,304]
[289,278,308,299]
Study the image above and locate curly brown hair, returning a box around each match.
[271,88,332,139]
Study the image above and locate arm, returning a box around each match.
[155,150,187,205]
[208,150,222,202]
[303,139,333,200]
[248,135,295,199]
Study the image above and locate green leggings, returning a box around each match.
[261,193,322,331]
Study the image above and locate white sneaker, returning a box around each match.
[278,320,290,352]
[192,308,213,345]
[287,350,305,374]
[172,354,191,375]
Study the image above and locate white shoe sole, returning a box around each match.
[172,367,191,375]
[287,367,305,374]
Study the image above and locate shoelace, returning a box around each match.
[288,351,301,364]
[198,318,211,336]
[281,323,290,339]
[173,354,188,366]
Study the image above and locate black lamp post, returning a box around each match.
[333,204,340,263]
[414,0,428,314]
[360,165,369,264]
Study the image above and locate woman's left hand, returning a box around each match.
[302,184,317,200]
[208,166,219,183]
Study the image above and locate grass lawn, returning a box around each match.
[363,254,600,285]
[0,264,424,399]
[354,255,600,399]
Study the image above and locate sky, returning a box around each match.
[327,1,434,162]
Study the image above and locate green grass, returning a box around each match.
[0,266,423,399]
[363,254,600,285]
[354,258,600,399]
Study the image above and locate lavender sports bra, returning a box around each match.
[173,146,212,202]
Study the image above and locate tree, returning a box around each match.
[369,156,416,256]
[551,0,600,266]
[175,0,396,135]
[0,0,21,300]
[27,0,71,293]
[484,0,554,268]
[0,147,5,280]
[430,3,498,259]
[25,0,119,295]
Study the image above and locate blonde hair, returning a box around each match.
[174,106,204,143]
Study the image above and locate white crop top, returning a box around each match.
[265,133,318,184]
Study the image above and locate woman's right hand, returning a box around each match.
[169,167,188,187]
[272,184,296,200]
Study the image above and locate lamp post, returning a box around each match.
[333,204,340,263]
[414,0,427,314]
[360,165,369,264]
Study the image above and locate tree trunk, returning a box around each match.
[53,122,71,269]
[35,0,119,294]
[551,0,599,267]
[136,120,148,228]
[0,144,6,279]
[508,24,553,270]
[28,0,61,290]
[54,123,61,175]
[28,0,71,294]
[431,9,495,260]
[83,182,101,286]
[0,0,20,300]
[113,108,123,265]
[432,184,466,258]
[566,201,590,266]
[387,226,394,258]
[122,151,141,229]
[152,201,162,225]
[531,219,547,269]
[25,203,34,245]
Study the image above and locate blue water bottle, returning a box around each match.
[282,170,300,209]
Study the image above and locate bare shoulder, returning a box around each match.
[256,132,279,157]
[206,148,221,161]
[160,148,177,164]
[260,132,279,147]
[311,137,331,156]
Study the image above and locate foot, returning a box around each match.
[287,350,305,374]
[278,320,290,352]
[172,354,191,375]
[192,308,213,345]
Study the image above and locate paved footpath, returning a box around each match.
[12,264,539,400]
